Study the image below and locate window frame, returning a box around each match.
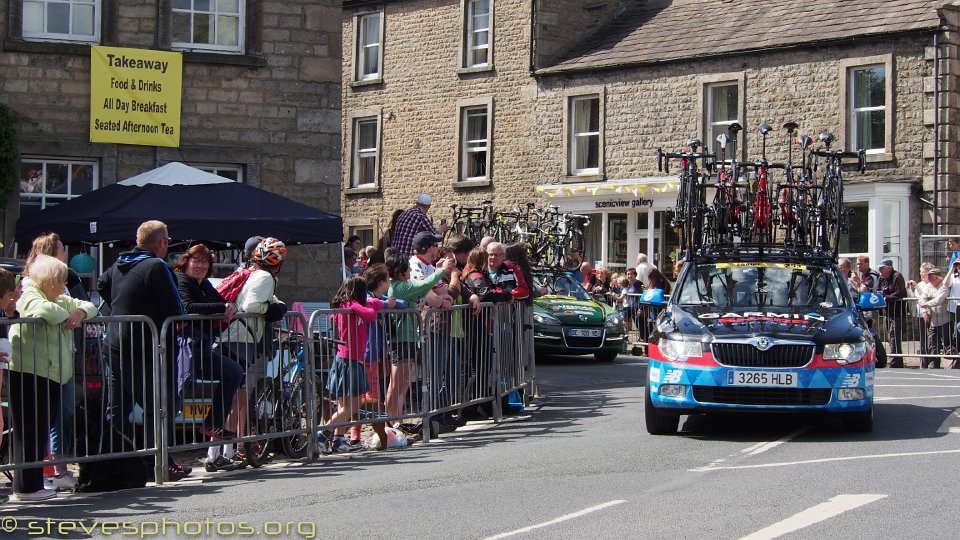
[460,0,493,72]
[352,9,385,85]
[190,163,244,182]
[169,0,246,54]
[20,0,100,44]
[456,96,494,185]
[697,73,746,162]
[17,156,99,213]
[346,108,383,194]
[705,82,740,158]
[564,92,603,179]
[840,55,895,161]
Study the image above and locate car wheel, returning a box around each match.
[645,385,679,435]
[594,350,618,363]
[843,409,873,433]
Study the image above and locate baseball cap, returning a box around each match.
[412,231,442,251]
[879,258,894,268]
[244,236,264,259]
[417,193,432,206]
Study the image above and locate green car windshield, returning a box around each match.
[533,272,592,301]
[675,261,848,308]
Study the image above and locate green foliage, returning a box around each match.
[0,104,20,213]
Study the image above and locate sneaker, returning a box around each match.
[204,455,238,473]
[199,427,238,441]
[168,463,193,481]
[330,436,360,453]
[16,489,57,502]
[43,472,77,492]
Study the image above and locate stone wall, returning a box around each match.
[0,0,343,301]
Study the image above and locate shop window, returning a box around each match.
[22,0,99,43]
[838,202,868,254]
[171,0,244,53]
[18,158,98,216]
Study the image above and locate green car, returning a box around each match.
[531,269,625,362]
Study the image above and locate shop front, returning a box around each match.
[536,178,915,281]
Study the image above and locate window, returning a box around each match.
[706,82,739,157]
[354,11,383,81]
[18,158,98,216]
[193,164,243,182]
[22,0,98,42]
[171,0,244,53]
[349,226,374,250]
[460,105,491,181]
[569,95,600,175]
[838,202,868,254]
[849,65,886,154]
[351,116,380,189]
[463,0,490,68]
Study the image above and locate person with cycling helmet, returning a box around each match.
[216,237,288,466]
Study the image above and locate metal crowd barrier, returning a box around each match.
[0,315,162,482]
[873,296,960,368]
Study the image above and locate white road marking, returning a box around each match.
[742,429,807,457]
[874,384,960,388]
[483,500,627,539]
[875,394,960,401]
[738,494,886,540]
[690,449,960,472]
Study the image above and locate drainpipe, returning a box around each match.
[934,30,941,233]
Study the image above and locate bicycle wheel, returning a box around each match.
[245,377,277,468]
[280,374,314,459]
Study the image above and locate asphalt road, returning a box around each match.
[5,355,960,539]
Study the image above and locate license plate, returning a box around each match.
[726,370,798,387]
[183,403,212,419]
[568,328,602,337]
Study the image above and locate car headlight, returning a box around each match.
[605,312,623,328]
[533,313,560,326]
[823,342,867,365]
[657,337,702,362]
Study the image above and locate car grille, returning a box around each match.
[711,343,814,368]
[563,336,604,348]
[692,386,831,406]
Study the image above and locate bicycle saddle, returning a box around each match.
[728,122,743,136]
[819,132,836,146]
[782,122,798,134]
[687,138,703,151]
[797,135,813,150]
[716,133,730,149]
[758,123,772,135]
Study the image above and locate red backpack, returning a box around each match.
[216,267,255,303]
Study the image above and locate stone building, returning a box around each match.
[1,0,342,299]
[342,0,960,279]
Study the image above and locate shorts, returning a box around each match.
[389,341,419,365]
[325,356,368,398]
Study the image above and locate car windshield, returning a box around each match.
[674,261,848,308]
[533,272,593,301]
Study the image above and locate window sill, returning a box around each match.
[181,51,267,67]
[345,186,381,195]
[455,179,492,188]
[563,174,604,183]
[864,152,894,164]
[3,39,92,55]
[350,78,384,88]
[457,65,495,76]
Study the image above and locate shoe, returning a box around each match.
[445,414,467,427]
[330,436,360,453]
[200,426,238,440]
[16,489,57,501]
[43,472,77,492]
[204,456,238,473]
[168,463,193,481]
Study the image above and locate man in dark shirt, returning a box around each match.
[878,258,907,368]
[391,194,450,258]
[99,220,191,479]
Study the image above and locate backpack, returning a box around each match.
[217,267,255,303]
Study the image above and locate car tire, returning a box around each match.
[843,409,873,433]
[594,350,618,363]
[645,385,679,435]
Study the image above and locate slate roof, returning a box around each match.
[540,0,945,73]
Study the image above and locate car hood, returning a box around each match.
[534,295,608,324]
[661,304,865,343]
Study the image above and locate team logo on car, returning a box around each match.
[578,315,587,322]
[755,337,772,351]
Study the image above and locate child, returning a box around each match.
[9,255,97,501]
[0,269,20,504]
[325,275,384,452]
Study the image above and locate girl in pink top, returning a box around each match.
[325,275,383,452]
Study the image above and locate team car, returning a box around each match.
[645,257,881,435]
[531,269,625,362]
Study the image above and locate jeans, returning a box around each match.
[9,371,61,494]
[189,344,244,430]
[49,377,75,458]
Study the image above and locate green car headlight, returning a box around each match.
[533,313,560,326]
[605,312,623,328]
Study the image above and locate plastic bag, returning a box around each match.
[367,427,409,449]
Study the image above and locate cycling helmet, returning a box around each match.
[252,237,287,266]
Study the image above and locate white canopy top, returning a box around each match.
[118,162,234,187]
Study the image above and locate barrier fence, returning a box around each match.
[873,296,960,368]
[0,302,535,486]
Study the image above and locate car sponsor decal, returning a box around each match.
[649,366,661,383]
[841,373,862,387]
[715,262,808,270]
[698,311,826,325]
[663,370,683,384]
